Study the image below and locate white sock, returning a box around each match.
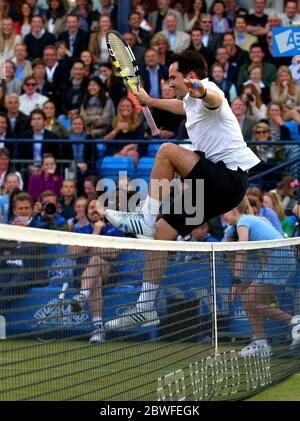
[137,282,159,311]
[80,289,90,300]
[141,195,161,228]
[92,316,103,329]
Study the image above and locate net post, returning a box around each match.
[211,243,219,355]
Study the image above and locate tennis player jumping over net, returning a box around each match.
[104,51,260,329]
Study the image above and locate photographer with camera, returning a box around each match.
[32,190,68,231]
[241,83,267,121]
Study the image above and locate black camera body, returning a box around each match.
[43,202,56,215]
[246,93,254,102]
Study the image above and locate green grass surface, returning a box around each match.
[248,373,300,401]
[1,337,299,401]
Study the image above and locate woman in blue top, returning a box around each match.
[224,196,300,358]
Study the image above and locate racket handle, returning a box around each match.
[141,106,160,136]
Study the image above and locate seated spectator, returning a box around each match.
[0,82,7,113]
[28,152,63,202]
[58,59,88,120]
[289,55,300,85]
[68,196,89,232]
[211,0,232,34]
[0,17,22,60]
[222,31,249,69]
[280,0,300,26]
[19,76,49,116]
[263,192,292,237]
[152,83,185,139]
[20,109,60,171]
[233,14,257,52]
[135,4,152,32]
[57,14,90,59]
[25,0,46,16]
[24,15,56,60]
[45,0,69,36]
[140,48,169,99]
[32,190,68,231]
[237,43,277,95]
[185,26,215,69]
[128,10,152,49]
[211,62,237,103]
[271,176,300,222]
[70,0,100,32]
[0,172,22,224]
[88,15,112,65]
[158,14,190,53]
[214,46,238,84]
[43,45,71,100]
[0,193,45,314]
[150,33,174,67]
[59,178,76,221]
[80,50,95,80]
[55,40,72,70]
[230,97,256,141]
[104,97,146,166]
[4,60,22,95]
[80,76,114,137]
[0,0,19,24]
[43,100,69,139]
[250,122,284,163]
[0,113,13,154]
[83,174,98,199]
[199,12,223,51]
[148,0,184,33]
[184,0,207,33]
[246,0,268,40]
[246,186,284,235]
[242,63,270,104]
[67,116,97,189]
[241,83,267,121]
[69,197,124,343]
[223,196,298,358]
[266,101,291,141]
[183,221,219,243]
[18,2,33,38]
[0,148,23,193]
[123,31,146,68]
[12,43,32,82]
[5,94,30,140]
[271,65,300,114]
[32,58,55,100]
[98,62,127,110]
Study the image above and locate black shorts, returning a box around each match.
[161,151,248,237]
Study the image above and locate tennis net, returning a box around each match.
[0,224,300,401]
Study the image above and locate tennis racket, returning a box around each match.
[106,30,160,136]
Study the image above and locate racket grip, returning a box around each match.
[141,106,160,136]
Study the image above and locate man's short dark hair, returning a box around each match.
[30,108,46,121]
[13,192,34,210]
[0,147,10,158]
[169,51,208,79]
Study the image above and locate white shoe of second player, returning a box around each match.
[104,209,155,239]
[290,314,300,350]
[89,328,105,344]
[238,340,272,358]
[105,307,159,330]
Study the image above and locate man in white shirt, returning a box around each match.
[104,51,260,329]
[19,76,49,116]
[281,0,300,26]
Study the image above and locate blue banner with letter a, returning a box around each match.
[272,26,300,56]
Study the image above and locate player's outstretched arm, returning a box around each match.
[135,89,185,115]
[184,79,222,109]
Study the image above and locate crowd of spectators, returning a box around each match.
[1,0,300,343]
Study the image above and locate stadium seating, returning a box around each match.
[135,157,155,185]
[100,156,136,181]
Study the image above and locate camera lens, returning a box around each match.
[43,202,56,215]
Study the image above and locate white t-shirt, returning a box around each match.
[183,78,260,171]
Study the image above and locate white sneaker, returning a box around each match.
[89,328,105,344]
[290,315,300,350]
[71,293,87,313]
[104,209,155,239]
[238,340,272,358]
[105,307,159,330]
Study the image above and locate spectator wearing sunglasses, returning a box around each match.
[19,76,49,116]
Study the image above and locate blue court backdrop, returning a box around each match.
[273,26,300,56]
